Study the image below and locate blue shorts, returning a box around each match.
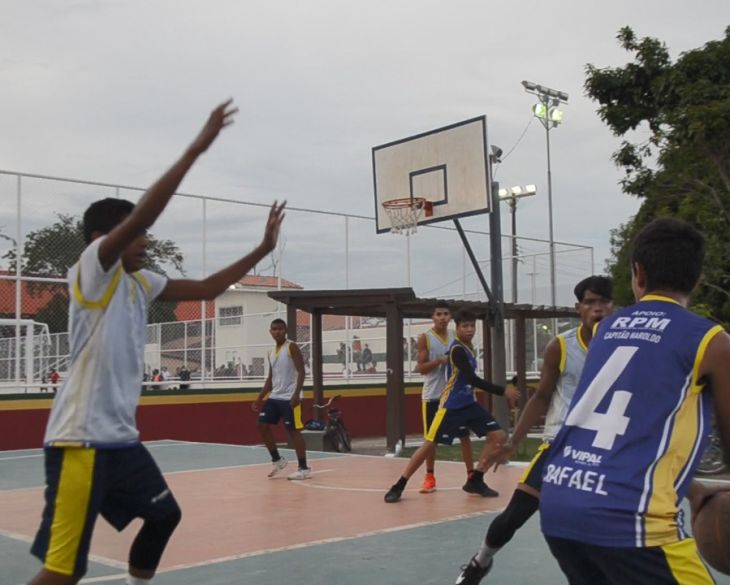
[425,402,501,445]
[422,399,469,440]
[259,398,304,430]
[545,536,714,585]
[31,444,179,578]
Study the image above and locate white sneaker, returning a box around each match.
[287,467,312,480]
[268,457,288,478]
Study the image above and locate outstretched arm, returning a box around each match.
[451,345,506,396]
[98,100,238,271]
[701,329,730,467]
[159,201,286,301]
[509,338,561,448]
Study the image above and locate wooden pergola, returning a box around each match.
[269,287,576,452]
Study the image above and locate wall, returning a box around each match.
[0,383,425,451]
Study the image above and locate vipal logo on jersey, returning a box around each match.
[563,445,602,466]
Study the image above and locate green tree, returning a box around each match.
[587,26,730,325]
[3,213,186,326]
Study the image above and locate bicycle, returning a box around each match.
[306,394,351,453]
[697,425,726,475]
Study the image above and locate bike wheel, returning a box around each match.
[335,421,352,452]
[325,426,344,453]
[697,442,727,475]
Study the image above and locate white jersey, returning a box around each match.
[421,328,454,400]
[44,237,167,447]
[268,340,299,400]
[543,326,588,441]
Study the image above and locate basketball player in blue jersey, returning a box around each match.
[28,101,286,585]
[416,301,475,494]
[252,318,310,480]
[540,218,730,585]
[455,275,613,584]
[385,309,519,503]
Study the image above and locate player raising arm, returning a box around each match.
[28,101,285,585]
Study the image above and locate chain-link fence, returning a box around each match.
[0,170,588,393]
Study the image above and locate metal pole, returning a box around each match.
[201,198,207,386]
[510,198,518,304]
[544,95,556,308]
[15,176,22,389]
[488,177,509,431]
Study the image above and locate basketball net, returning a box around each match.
[382,197,433,235]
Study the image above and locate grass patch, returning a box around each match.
[400,436,542,463]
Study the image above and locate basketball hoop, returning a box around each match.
[382,197,433,235]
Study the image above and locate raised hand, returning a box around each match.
[260,200,287,253]
[189,99,239,156]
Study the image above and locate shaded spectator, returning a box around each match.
[361,344,373,372]
[179,365,191,390]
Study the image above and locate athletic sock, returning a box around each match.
[395,476,408,491]
[426,468,434,475]
[297,457,307,469]
[269,448,281,462]
[127,576,151,585]
[474,537,500,568]
[469,470,485,482]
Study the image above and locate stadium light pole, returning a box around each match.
[498,184,537,304]
[521,80,568,307]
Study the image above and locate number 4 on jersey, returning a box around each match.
[564,346,639,450]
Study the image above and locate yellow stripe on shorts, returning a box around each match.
[422,401,429,439]
[519,441,550,485]
[425,407,447,442]
[293,403,304,430]
[662,538,714,585]
[45,448,96,576]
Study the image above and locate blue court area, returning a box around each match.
[2,441,729,585]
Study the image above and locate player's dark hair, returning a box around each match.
[433,300,450,313]
[574,275,613,302]
[631,218,704,294]
[453,308,477,324]
[82,198,135,244]
[270,318,287,329]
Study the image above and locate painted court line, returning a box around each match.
[158,508,497,575]
[1,528,127,570]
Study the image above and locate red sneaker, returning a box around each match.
[419,472,437,493]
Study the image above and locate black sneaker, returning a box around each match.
[455,556,493,584]
[384,484,404,503]
[462,478,499,497]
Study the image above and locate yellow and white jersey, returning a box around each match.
[268,340,298,400]
[44,237,167,447]
[543,326,588,441]
[421,329,454,400]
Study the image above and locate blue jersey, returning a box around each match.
[540,295,724,547]
[440,339,478,410]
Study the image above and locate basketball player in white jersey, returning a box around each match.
[28,101,286,585]
[253,319,310,480]
[455,276,613,584]
[417,301,474,493]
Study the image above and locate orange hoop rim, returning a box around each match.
[382,196,427,209]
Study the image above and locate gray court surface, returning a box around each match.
[2,441,729,585]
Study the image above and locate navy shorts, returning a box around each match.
[259,398,303,430]
[31,444,179,578]
[422,399,469,440]
[545,536,714,585]
[425,402,501,445]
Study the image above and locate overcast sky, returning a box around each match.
[1,1,728,303]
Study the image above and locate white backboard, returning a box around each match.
[372,116,492,233]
